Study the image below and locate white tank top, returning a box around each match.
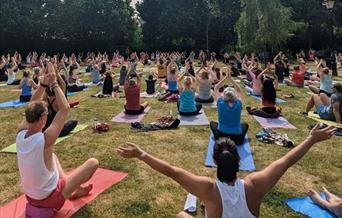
[16,130,59,200]
[213,179,256,218]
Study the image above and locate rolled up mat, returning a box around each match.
[183,193,197,213]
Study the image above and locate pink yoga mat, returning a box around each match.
[0,168,127,218]
[253,115,296,129]
[111,107,151,123]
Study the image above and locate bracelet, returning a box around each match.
[50,81,58,88]
[51,83,59,90]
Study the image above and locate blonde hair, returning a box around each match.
[223,87,237,103]
[183,76,192,88]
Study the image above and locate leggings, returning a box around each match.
[210,121,249,145]
[196,96,214,103]
[67,84,86,92]
[20,95,31,102]
[177,100,202,116]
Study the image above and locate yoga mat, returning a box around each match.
[308,112,340,128]
[111,107,151,123]
[253,115,296,129]
[1,124,88,153]
[247,92,286,104]
[202,101,217,109]
[83,82,100,86]
[67,92,75,97]
[179,109,210,126]
[67,88,89,97]
[286,193,337,218]
[205,133,256,171]
[91,91,114,98]
[183,193,197,213]
[0,168,128,218]
[140,92,157,98]
[0,100,28,108]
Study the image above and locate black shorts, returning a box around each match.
[319,89,332,97]
[125,106,145,115]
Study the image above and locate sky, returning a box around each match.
[130,0,141,8]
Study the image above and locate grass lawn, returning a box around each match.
[0,62,341,218]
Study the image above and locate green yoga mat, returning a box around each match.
[1,124,88,153]
[308,112,340,127]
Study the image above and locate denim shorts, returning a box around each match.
[317,104,331,120]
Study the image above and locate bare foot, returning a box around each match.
[69,184,93,200]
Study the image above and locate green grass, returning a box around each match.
[0,63,341,218]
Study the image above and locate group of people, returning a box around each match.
[0,49,341,218]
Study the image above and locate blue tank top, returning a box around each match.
[21,80,32,96]
[168,80,178,91]
[320,74,333,94]
[180,89,196,113]
[217,98,242,134]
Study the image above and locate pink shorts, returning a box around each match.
[26,179,66,211]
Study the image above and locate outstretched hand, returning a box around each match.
[308,124,336,143]
[117,143,145,159]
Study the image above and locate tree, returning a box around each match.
[137,0,241,52]
[0,0,138,54]
[281,0,342,52]
[236,0,300,54]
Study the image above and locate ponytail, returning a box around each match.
[213,138,240,183]
[217,150,239,182]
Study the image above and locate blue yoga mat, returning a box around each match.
[205,133,256,171]
[247,92,286,104]
[67,88,89,97]
[0,100,28,108]
[67,92,75,97]
[286,194,337,218]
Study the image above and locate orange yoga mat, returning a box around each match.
[0,168,127,218]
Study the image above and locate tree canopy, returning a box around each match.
[0,0,341,54]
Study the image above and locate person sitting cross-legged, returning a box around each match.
[16,63,99,211]
[304,83,342,125]
[124,69,149,115]
[177,72,202,116]
[117,125,336,218]
[210,67,248,145]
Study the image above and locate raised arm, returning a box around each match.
[226,69,242,99]
[244,125,336,199]
[125,66,131,82]
[214,75,228,99]
[44,63,70,148]
[117,143,215,201]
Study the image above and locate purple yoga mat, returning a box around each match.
[111,107,151,123]
[253,116,296,129]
